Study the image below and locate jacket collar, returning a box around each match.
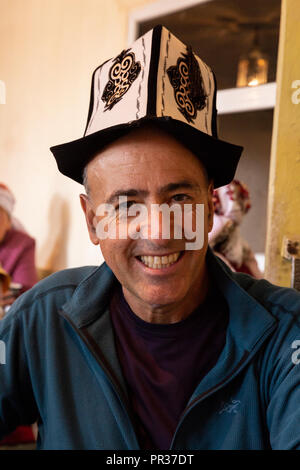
[61,262,118,326]
[206,247,276,354]
[61,247,276,356]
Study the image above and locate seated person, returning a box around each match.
[209,180,263,279]
[0,264,11,319]
[0,183,37,299]
[0,183,37,446]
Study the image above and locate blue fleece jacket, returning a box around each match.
[0,249,300,449]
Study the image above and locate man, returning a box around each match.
[0,25,300,450]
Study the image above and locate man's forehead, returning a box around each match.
[90,125,185,161]
[86,125,207,178]
[83,125,211,202]
[86,156,205,195]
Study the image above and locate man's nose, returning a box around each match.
[136,207,175,243]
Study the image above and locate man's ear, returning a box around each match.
[207,181,214,233]
[79,194,99,245]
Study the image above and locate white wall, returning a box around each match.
[0,0,153,271]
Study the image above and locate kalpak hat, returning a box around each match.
[50,25,243,188]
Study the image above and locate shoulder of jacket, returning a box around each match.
[233,272,300,326]
[0,265,108,339]
[2,265,100,320]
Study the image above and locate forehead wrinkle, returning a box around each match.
[104,178,204,205]
[88,160,205,199]
[86,133,209,201]
[105,188,148,205]
[92,146,150,171]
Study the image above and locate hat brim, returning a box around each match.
[50,116,243,188]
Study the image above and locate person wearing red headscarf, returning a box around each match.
[209,180,263,279]
[0,183,37,447]
[0,183,37,297]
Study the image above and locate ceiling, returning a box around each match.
[138,0,281,89]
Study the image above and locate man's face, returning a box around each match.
[0,207,11,243]
[80,126,214,310]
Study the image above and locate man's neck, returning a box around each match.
[122,265,210,324]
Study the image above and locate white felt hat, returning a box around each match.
[50,25,243,188]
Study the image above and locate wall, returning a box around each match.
[218,110,273,255]
[0,0,153,271]
[265,0,300,286]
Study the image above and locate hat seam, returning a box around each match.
[201,60,210,134]
[136,37,146,120]
[161,29,171,116]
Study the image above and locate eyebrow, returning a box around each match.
[105,181,200,204]
[105,189,147,205]
[158,181,199,194]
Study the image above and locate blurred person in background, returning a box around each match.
[0,264,11,319]
[209,180,263,279]
[0,182,37,447]
[0,183,37,300]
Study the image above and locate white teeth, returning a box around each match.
[139,252,181,269]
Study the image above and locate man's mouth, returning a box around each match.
[136,251,182,269]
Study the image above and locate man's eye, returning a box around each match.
[117,201,136,211]
[171,194,191,202]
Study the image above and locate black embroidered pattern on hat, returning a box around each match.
[101,49,141,111]
[167,46,207,123]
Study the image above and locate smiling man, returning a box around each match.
[80,124,214,324]
[1,26,300,450]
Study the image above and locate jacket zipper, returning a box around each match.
[169,321,277,449]
[59,309,141,449]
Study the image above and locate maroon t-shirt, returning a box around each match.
[109,284,228,449]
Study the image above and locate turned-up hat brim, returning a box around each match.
[51,116,242,188]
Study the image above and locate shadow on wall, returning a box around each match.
[38,194,70,278]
